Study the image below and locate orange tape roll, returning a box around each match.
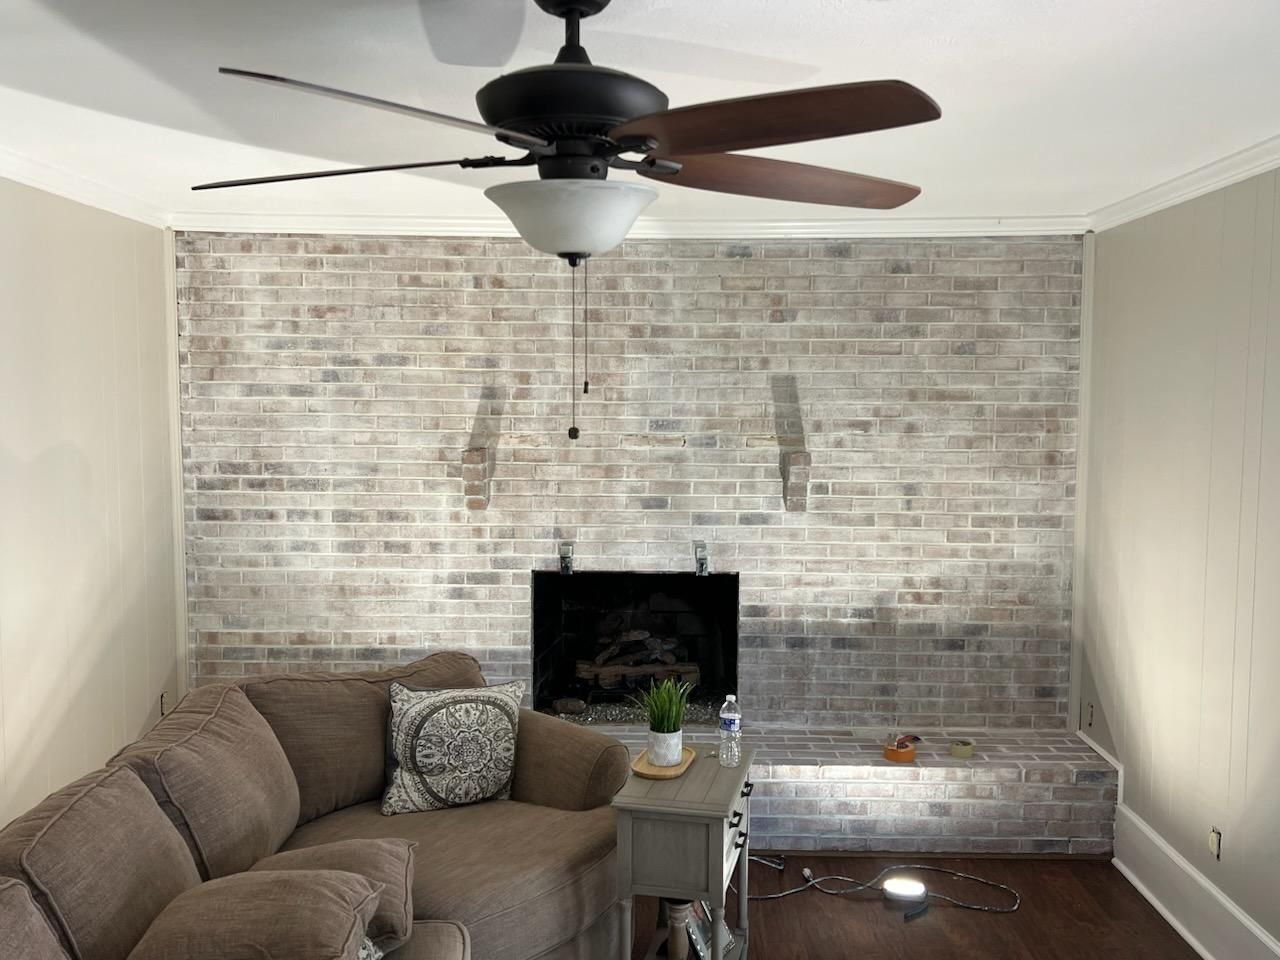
[883,743,916,763]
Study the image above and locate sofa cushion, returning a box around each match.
[388,921,470,960]
[251,838,415,950]
[282,799,616,960]
[127,870,381,960]
[0,878,69,960]
[110,684,300,878]
[240,652,485,824]
[0,765,201,960]
[383,681,523,814]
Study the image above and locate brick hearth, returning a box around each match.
[601,726,1117,855]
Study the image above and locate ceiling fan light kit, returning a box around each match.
[485,179,656,258]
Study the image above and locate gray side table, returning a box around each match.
[613,745,755,960]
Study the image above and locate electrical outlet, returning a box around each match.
[159,691,170,717]
[1209,827,1222,861]
[1087,703,1095,727]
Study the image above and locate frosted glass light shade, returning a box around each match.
[485,179,657,257]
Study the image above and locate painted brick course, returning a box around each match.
[177,232,1082,729]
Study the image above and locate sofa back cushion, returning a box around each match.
[110,684,300,879]
[238,652,485,823]
[0,878,69,960]
[0,766,201,960]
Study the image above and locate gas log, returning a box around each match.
[574,660,701,689]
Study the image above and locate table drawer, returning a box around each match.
[722,780,752,881]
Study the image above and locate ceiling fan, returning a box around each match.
[193,0,941,259]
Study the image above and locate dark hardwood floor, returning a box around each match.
[631,856,1199,960]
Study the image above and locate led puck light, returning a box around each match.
[882,875,930,921]
[882,876,927,902]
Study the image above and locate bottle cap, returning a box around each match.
[726,695,736,702]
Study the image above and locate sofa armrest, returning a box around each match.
[509,710,630,811]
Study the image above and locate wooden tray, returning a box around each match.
[631,745,697,780]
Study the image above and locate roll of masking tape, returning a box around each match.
[949,739,975,759]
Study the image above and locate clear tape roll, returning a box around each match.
[949,739,975,759]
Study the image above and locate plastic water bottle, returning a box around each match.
[718,695,742,767]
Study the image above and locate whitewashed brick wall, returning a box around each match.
[177,232,1081,729]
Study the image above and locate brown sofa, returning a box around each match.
[0,652,630,960]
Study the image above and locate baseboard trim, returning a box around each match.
[1075,727,1124,800]
[1113,804,1280,960]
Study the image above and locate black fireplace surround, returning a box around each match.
[530,571,739,712]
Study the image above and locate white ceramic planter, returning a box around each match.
[647,729,684,766]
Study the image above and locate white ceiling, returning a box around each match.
[2,0,1279,234]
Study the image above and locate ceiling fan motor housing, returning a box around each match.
[476,64,667,179]
[533,0,613,18]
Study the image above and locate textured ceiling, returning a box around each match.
[1,0,1279,229]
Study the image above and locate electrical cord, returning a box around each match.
[731,857,1020,914]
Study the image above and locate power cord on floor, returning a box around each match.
[733,856,1021,914]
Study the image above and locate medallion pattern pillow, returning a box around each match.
[382,681,523,814]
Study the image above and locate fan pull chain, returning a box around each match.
[583,255,590,396]
[569,260,579,440]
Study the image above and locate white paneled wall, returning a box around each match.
[1080,169,1280,953]
[0,178,182,823]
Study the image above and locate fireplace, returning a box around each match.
[531,571,738,720]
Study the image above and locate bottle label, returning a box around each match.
[719,717,740,733]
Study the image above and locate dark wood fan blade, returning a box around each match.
[611,80,939,155]
[219,68,548,149]
[192,155,525,191]
[639,154,920,209]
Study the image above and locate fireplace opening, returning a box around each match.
[531,571,738,724]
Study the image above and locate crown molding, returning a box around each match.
[0,146,167,228]
[1090,132,1280,232]
[8,130,1280,240]
[166,209,1089,239]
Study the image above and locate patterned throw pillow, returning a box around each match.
[382,681,524,814]
[358,938,383,960]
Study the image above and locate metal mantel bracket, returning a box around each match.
[693,541,709,576]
